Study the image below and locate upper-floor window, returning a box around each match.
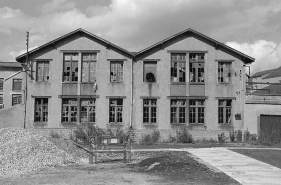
[143,62,157,82]
[218,99,232,124]
[189,99,205,124]
[35,98,48,122]
[218,62,232,83]
[0,78,3,91]
[82,53,97,82]
[189,53,205,83]
[37,61,49,82]
[171,99,186,124]
[171,53,186,82]
[110,62,123,82]
[109,99,123,123]
[0,94,3,109]
[63,53,78,82]
[12,94,22,106]
[12,79,22,91]
[143,99,157,124]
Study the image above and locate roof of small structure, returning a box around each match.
[0,62,22,68]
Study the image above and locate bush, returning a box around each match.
[236,130,242,143]
[176,128,193,143]
[229,130,235,142]
[141,133,153,145]
[151,130,161,143]
[244,129,251,142]
[49,130,61,138]
[258,130,281,146]
[218,132,226,144]
[73,127,89,144]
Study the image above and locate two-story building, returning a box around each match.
[15,28,254,141]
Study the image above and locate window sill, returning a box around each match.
[36,81,50,83]
[189,83,205,85]
[108,122,124,126]
[170,123,186,126]
[34,122,48,125]
[143,123,158,126]
[61,122,77,125]
[109,82,124,84]
[12,90,22,92]
[62,82,78,84]
[218,124,233,127]
[170,82,186,85]
[143,82,157,84]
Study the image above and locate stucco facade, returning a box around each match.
[15,28,254,141]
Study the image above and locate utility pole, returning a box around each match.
[23,31,29,129]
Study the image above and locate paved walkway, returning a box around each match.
[185,148,281,185]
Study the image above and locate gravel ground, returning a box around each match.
[0,128,87,177]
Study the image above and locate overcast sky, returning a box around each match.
[0,0,281,74]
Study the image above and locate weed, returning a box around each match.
[176,127,193,143]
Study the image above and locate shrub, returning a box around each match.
[73,127,89,144]
[176,128,193,143]
[244,129,251,142]
[229,130,235,142]
[151,130,161,143]
[236,130,242,143]
[218,132,226,144]
[49,130,61,138]
[168,134,177,143]
[258,130,281,146]
[141,133,153,145]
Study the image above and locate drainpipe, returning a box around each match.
[241,65,246,141]
[129,57,134,129]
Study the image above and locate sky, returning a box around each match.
[0,0,281,74]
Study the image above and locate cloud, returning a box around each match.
[9,46,39,60]
[40,0,76,14]
[226,40,281,74]
[0,7,22,19]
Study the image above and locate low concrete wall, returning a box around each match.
[0,105,24,129]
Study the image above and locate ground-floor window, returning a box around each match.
[81,99,96,123]
[218,99,232,124]
[35,98,48,122]
[189,99,205,124]
[109,99,123,123]
[62,98,96,123]
[171,99,186,124]
[143,99,157,124]
[12,94,22,106]
[0,94,3,109]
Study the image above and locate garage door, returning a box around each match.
[260,115,281,135]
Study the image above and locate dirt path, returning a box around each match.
[0,151,240,185]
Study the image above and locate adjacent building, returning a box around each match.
[14,28,255,141]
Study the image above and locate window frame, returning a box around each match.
[218,62,232,84]
[189,99,205,124]
[143,99,157,124]
[12,94,22,106]
[109,99,123,123]
[143,61,157,83]
[170,99,186,124]
[36,61,50,82]
[34,98,48,122]
[63,53,79,82]
[110,61,124,83]
[61,98,78,123]
[12,79,22,92]
[189,53,205,83]
[0,78,3,91]
[218,99,232,124]
[80,99,96,123]
[171,53,186,83]
[81,53,97,82]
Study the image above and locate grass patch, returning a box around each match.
[230,149,281,169]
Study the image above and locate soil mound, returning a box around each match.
[0,128,85,177]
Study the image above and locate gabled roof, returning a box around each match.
[251,84,281,95]
[0,62,22,68]
[262,66,281,79]
[135,28,255,64]
[16,28,134,62]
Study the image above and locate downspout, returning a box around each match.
[129,57,134,129]
[241,65,246,141]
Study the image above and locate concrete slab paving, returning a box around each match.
[185,148,281,185]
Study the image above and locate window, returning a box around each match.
[12,94,22,106]
[0,78,3,91]
[218,100,232,124]
[218,62,232,83]
[110,62,123,82]
[81,99,96,123]
[62,99,77,123]
[37,61,49,81]
[35,98,48,122]
[143,62,157,82]
[189,53,205,82]
[82,53,97,82]
[171,53,186,82]
[171,99,186,124]
[63,53,78,82]
[0,94,3,109]
[109,99,123,123]
[12,79,22,91]
[143,99,157,124]
[189,100,205,124]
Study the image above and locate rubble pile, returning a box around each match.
[0,128,85,177]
